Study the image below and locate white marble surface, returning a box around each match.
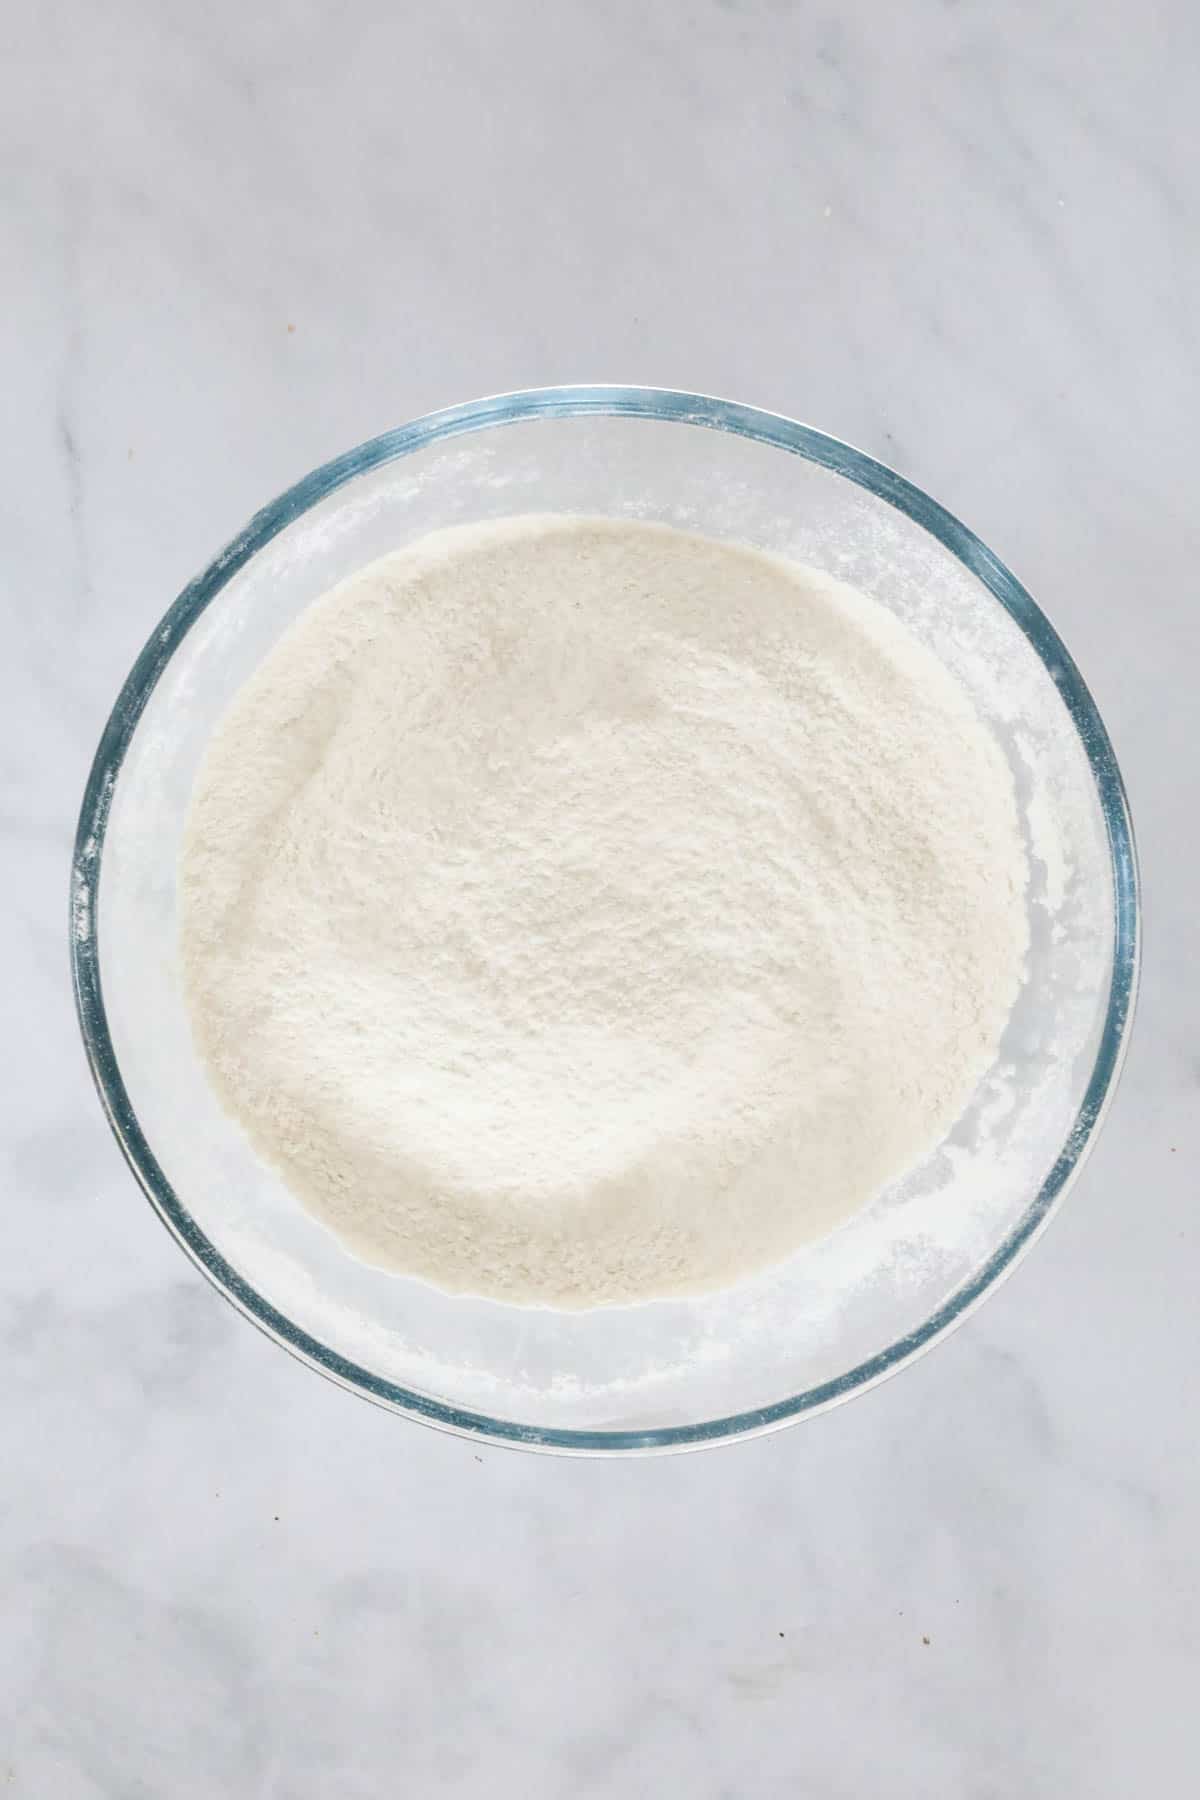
[4,1,1198,1793]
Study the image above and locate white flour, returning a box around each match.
[180,515,1029,1308]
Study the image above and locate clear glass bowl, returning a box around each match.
[70,387,1139,1455]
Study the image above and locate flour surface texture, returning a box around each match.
[180,516,1029,1308]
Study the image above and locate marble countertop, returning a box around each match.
[5,2,1197,1793]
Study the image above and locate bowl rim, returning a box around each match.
[69,384,1141,1455]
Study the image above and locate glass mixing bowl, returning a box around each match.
[70,387,1139,1454]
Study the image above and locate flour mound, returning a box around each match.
[180,516,1028,1307]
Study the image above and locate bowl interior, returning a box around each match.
[75,393,1134,1451]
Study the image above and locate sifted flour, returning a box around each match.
[180,515,1029,1308]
